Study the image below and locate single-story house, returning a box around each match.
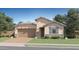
[14,17,64,38]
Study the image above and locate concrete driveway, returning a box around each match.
[3,37,32,43]
[0,37,32,47]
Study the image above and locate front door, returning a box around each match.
[40,27,44,37]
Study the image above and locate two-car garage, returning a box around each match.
[15,23,36,38]
[18,29,36,38]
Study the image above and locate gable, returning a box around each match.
[44,21,64,28]
[35,17,52,23]
[35,17,52,28]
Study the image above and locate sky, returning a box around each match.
[0,8,69,24]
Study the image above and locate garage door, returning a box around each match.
[18,29,36,38]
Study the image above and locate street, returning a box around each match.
[0,46,79,50]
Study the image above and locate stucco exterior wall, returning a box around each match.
[44,26,49,35]
[58,27,64,35]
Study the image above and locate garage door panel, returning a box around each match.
[18,29,36,37]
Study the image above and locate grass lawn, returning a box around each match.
[29,38,79,44]
[0,37,9,42]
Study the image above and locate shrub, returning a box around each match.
[44,36,49,39]
[0,35,10,38]
[44,35,64,39]
[50,36,60,39]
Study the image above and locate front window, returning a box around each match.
[52,28,57,33]
[49,26,58,34]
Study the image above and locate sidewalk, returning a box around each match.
[0,43,79,47]
[0,43,26,47]
[26,43,79,47]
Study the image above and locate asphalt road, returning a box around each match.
[0,46,79,50]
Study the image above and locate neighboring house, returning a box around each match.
[14,17,64,38]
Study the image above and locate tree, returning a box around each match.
[18,21,23,24]
[5,16,15,30]
[65,9,79,38]
[54,14,66,24]
[54,9,79,38]
[0,12,14,35]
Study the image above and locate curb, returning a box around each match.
[26,43,79,47]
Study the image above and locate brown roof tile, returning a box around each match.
[35,17,52,22]
[16,23,36,29]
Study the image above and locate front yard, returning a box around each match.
[29,38,79,44]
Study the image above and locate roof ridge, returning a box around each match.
[35,17,52,22]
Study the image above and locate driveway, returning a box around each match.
[0,37,32,47]
[3,37,32,43]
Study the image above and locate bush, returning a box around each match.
[50,36,60,39]
[44,36,64,39]
[0,35,10,38]
[44,36,60,39]
[44,36,49,39]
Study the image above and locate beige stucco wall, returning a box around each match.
[36,21,47,30]
[35,18,51,31]
[58,27,64,34]
[44,26,49,35]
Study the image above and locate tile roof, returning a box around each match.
[35,17,52,22]
[16,23,36,28]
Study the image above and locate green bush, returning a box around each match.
[44,36,49,39]
[50,36,60,39]
[44,36,64,39]
[0,35,10,38]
